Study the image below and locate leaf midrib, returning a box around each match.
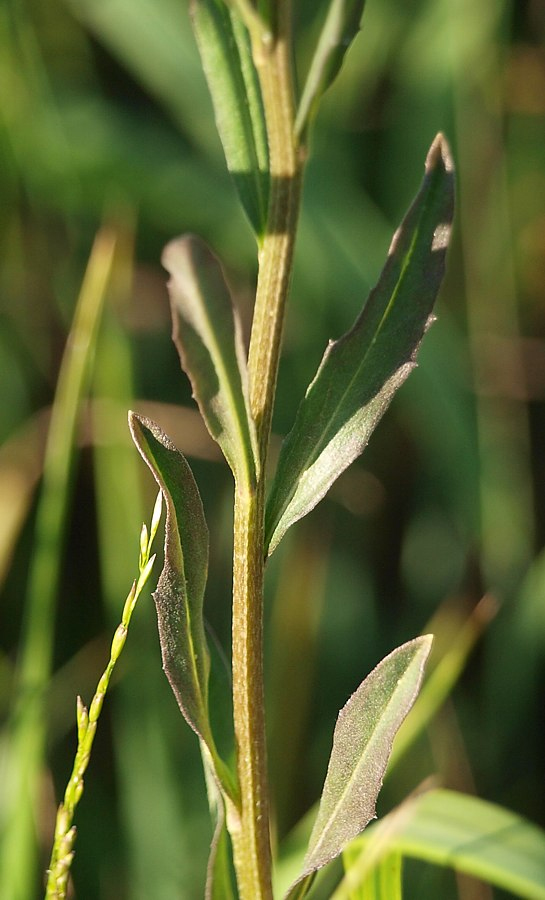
[269,195,432,542]
[306,651,422,869]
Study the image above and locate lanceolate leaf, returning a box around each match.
[266,134,454,555]
[129,413,211,735]
[130,413,238,804]
[286,636,432,895]
[163,235,258,488]
[295,0,366,138]
[191,0,269,237]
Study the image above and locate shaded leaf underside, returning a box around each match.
[129,413,211,737]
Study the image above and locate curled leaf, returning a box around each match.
[266,134,455,555]
[129,412,211,736]
[163,235,258,488]
[130,414,238,806]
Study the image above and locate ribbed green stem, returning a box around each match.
[230,5,303,898]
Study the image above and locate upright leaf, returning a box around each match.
[266,134,454,555]
[286,636,432,896]
[191,0,269,236]
[163,235,258,487]
[130,413,237,804]
[295,0,366,138]
[129,413,210,735]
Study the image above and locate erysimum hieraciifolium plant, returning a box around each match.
[125,1,454,898]
[43,2,545,899]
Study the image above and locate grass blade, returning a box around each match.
[286,636,432,895]
[0,229,116,900]
[163,235,258,488]
[265,134,454,555]
[340,789,545,900]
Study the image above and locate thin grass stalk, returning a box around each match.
[0,230,116,900]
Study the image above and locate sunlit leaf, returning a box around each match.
[266,134,454,555]
[191,0,269,236]
[163,235,258,487]
[295,0,366,138]
[338,849,402,900]
[286,636,432,895]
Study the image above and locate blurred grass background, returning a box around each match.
[1,0,545,897]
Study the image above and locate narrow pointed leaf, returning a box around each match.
[129,412,211,738]
[191,0,269,236]
[266,135,454,555]
[295,0,366,138]
[163,235,258,487]
[287,636,432,894]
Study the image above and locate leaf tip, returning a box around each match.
[418,633,434,660]
[426,133,454,174]
[161,233,194,273]
[128,409,141,438]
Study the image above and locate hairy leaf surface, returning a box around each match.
[296,0,366,137]
[286,636,432,895]
[191,0,269,236]
[163,235,258,487]
[266,134,454,555]
[129,413,210,734]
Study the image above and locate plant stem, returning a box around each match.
[230,5,302,898]
[248,14,302,460]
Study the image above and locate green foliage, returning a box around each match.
[163,235,258,487]
[286,637,432,897]
[295,0,366,138]
[0,230,117,900]
[265,135,454,555]
[45,494,162,899]
[340,790,545,900]
[128,413,235,799]
[190,0,269,236]
[129,414,210,728]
